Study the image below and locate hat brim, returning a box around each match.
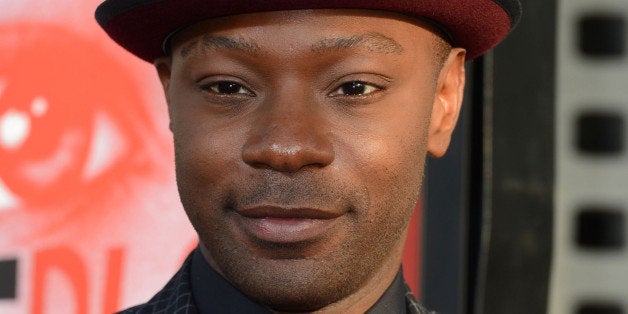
[96,0,521,62]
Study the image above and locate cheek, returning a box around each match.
[360,134,426,208]
[170,105,245,205]
[338,95,432,230]
[331,123,428,276]
[343,105,431,198]
[172,123,246,244]
[331,126,426,251]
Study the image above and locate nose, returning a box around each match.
[241,98,334,173]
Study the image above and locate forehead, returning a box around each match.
[168,9,443,60]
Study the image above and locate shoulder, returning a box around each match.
[116,253,197,314]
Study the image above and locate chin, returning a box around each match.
[199,232,395,312]
[222,257,362,311]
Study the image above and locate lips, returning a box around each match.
[235,205,343,244]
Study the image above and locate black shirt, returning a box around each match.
[190,248,408,313]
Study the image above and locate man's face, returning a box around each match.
[158,9,463,312]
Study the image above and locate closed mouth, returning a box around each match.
[237,205,343,220]
[235,205,344,244]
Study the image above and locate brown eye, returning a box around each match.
[203,81,254,96]
[331,81,380,96]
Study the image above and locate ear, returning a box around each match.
[154,57,174,131]
[427,48,466,158]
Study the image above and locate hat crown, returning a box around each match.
[96,0,522,62]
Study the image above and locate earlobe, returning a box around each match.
[427,48,466,158]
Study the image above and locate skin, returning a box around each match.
[155,9,466,313]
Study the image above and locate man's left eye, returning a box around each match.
[331,81,381,96]
[201,81,254,96]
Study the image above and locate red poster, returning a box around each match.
[0,2,196,313]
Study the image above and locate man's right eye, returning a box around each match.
[201,81,254,96]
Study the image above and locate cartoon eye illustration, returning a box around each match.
[0,24,162,221]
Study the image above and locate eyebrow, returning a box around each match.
[179,32,403,58]
[180,35,261,57]
[311,32,404,54]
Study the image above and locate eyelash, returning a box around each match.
[197,80,384,99]
[329,81,383,97]
[199,81,255,96]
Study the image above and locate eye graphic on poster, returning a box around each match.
[0,15,196,314]
[0,24,151,208]
[0,23,170,240]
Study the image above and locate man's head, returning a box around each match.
[96,1,520,312]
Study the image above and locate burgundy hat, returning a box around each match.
[95,0,521,62]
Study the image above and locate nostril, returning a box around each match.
[241,137,334,173]
[242,103,335,173]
